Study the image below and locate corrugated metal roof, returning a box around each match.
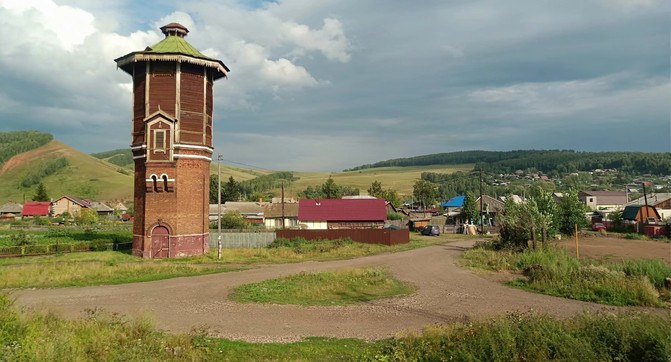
[441,196,464,207]
[298,199,386,221]
[22,202,51,216]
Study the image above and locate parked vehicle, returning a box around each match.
[592,223,606,231]
[421,225,440,236]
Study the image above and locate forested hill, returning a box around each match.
[0,131,53,165]
[346,150,671,175]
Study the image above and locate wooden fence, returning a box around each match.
[276,229,410,246]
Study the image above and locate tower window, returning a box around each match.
[154,130,166,152]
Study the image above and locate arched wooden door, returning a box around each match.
[151,226,170,259]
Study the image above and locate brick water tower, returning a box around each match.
[115,23,229,258]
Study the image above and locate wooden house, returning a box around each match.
[52,195,90,216]
[622,205,661,223]
[263,203,299,229]
[0,202,23,220]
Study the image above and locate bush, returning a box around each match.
[10,230,33,246]
[625,233,648,240]
[386,212,404,220]
[89,239,113,251]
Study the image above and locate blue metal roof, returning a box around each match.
[441,196,465,207]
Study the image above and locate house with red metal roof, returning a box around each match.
[21,201,52,218]
[298,199,387,229]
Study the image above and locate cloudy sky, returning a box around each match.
[0,0,669,171]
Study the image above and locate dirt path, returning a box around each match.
[9,240,663,343]
[554,235,671,262]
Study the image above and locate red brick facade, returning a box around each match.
[117,23,228,258]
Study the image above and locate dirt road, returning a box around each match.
[9,239,662,342]
[554,235,671,262]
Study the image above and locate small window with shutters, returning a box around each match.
[154,130,166,152]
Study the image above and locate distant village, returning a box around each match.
[1,167,667,238]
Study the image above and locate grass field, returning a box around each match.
[1,293,668,361]
[460,243,671,307]
[274,164,474,198]
[231,266,415,305]
[0,235,449,288]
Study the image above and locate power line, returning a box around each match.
[219,158,272,171]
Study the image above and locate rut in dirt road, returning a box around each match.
[10,239,650,343]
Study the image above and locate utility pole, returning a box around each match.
[217,153,222,260]
[281,181,285,229]
[479,168,484,234]
[642,181,650,224]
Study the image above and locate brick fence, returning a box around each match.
[276,229,410,246]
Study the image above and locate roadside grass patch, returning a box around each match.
[461,243,670,307]
[170,236,446,265]
[230,266,416,305]
[0,235,447,289]
[372,311,671,361]
[0,258,242,289]
[1,294,669,361]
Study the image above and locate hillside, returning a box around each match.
[0,131,53,165]
[0,140,133,204]
[91,149,133,169]
[348,150,671,175]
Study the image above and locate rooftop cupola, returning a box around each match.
[160,23,189,38]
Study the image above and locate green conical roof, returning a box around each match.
[148,35,212,60]
[114,23,229,80]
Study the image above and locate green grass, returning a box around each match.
[169,235,448,265]
[0,256,243,288]
[1,293,669,361]
[0,140,133,204]
[230,266,416,305]
[0,236,448,289]
[461,243,670,307]
[373,311,671,361]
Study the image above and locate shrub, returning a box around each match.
[10,230,32,246]
[625,233,648,240]
[89,239,113,251]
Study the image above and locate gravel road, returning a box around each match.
[9,239,660,342]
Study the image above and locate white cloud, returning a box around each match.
[0,0,96,51]
[260,58,319,87]
[282,18,350,62]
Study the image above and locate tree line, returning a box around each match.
[346,150,671,176]
[0,131,53,165]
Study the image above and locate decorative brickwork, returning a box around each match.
[117,23,228,258]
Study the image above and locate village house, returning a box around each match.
[52,196,115,217]
[297,198,386,230]
[21,201,51,218]
[209,201,268,226]
[0,202,23,220]
[578,191,628,211]
[477,195,504,226]
[626,193,671,220]
[52,195,90,216]
[263,202,299,229]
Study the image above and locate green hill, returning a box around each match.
[347,150,671,175]
[91,149,134,169]
[0,140,133,204]
[0,131,53,165]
